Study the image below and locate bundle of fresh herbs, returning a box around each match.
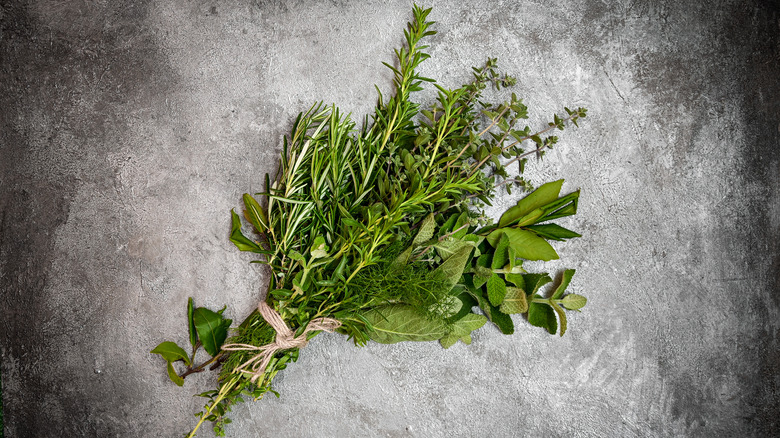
[151,5,587,436]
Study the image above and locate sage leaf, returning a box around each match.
[498,179,563,227]
[432,245,473,290]
[499,287,528,314]
[151,341,191,366]
[561,293,587,310]
[193,307,231,357]
[450,313,487,337]
[413,213,436,247]
[487,228,559,261]
[486,274,507,306]
[167,361,184,387]
[440,333,459,349]
[363,304,449,344]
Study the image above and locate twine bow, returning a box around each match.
[221,301,341,384]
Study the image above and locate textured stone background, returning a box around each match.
[1,0,778,437]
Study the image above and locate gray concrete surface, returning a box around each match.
[2,0,778,437]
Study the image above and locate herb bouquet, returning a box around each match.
[151,5,588,436]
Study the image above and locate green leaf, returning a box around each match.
[487,228,559,261]
[551,269,576,299]
[467,286,514,335]
[413,213,436,247]
[242,193,268,233]
[363,304,450,344]
[193,307,231,357]
[499,287,528,314]
[486,274,507,306]
[561,294,587,310]
[229,210,267,253]
[287,249,306,263]
[525,223,581,241]
[447,288,479,323]
[440,333,459,349]
[431,245,473,290]
[187,298,197,350]
[151,341,191,366]
[522,273,553,295]
[505,273,525,288]
[167,361,184,386]
[550,300,567,336]
[450,313,487,337]
[528,300,557,335]
[490,232,509,269]
[498,180,563,227]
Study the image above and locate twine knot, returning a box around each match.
[221,301,341,384]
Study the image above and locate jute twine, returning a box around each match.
[221,301,341,384]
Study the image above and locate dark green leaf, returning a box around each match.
[193,307,230,357]
[490,232,509,269]
[522,273,553,296]
[242,193,268,233]
[528,300,557,335]
[431,245,473,290]
[486,274,507,306]
[525,224,581,241]
[187,298,197,350]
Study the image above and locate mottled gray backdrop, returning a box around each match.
[1,0,778,437]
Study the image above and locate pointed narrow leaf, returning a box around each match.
[550,300,567,336]
[498,180,563,227]
[490,232,509,269]
[229,210,268,254]
[525,224,581,241]
[243,193,268,233]
[187,298,197,350]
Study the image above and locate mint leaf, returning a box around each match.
[486,274,507,306]
[551,269,576,299]
[528,300,557,335]
[561,294,587,310]
[499,287,528,314]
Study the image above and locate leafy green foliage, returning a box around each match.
[154,5,589,436]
